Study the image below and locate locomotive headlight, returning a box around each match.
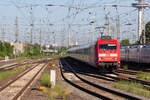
[110,54,117,57]
[99,54,106,57]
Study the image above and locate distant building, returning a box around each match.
[75,41,79,46]
[46,44,50,49]
[41,49,58,54]
[11,42,26,55]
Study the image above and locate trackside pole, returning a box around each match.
[5,56,9,61]
[50,70,56,88]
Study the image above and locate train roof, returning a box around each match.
[120,46,129,49]
[143,44,150,48]
[121,45,145,49]
[67,41,96,52]
[68,39,119,52]
[129,45,142,48]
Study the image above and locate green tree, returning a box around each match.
[24,44,41,57]
[134,40,139,45]
[145,21,150,44]
[0,42,4,57]
[0,41,14,57]
[4,42,13,56]
[24,44,32,57]
[33,44,40,56]
[57,47,67,55]
[120,39,130,45]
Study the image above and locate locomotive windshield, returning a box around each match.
[99,44,117,50]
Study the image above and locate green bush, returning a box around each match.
[40,73,50,87]
[114,80,150,98]
[24,44,41,57]
[136,73,150,81]
[44,84,71,100]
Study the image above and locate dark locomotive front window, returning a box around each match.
[99,44,117,50]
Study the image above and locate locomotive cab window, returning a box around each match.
[99,44,117,50]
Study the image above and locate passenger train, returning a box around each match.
[121,44,150,64]
[67,36,120,71]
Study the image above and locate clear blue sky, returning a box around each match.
[0,0,150,46]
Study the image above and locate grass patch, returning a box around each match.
[114,80,150,98]
[136,73,150,81]
[0,65,26,81]
[44,84,71,100]
[15,57,26,62]
[51,61,57,66]
[40,73,50,87]
[40,72,71,100]
[48,61,58,68]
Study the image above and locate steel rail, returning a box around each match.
[63,58,146,100]
[0,59,32,71]
[13,62,50,100]
[0,63,40,92]
[116,69,138,75]
[59,58,112,100]
[113,72,150,86]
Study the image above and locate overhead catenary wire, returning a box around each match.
[1,0,149,46]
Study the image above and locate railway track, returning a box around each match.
[60,57,148,100]
[112,68,150,88]
[71,57,150,87]
[0,58,16,63]
[116,69,138,75]
[77,67,150,90]
[0,58,44,71]
[0,60,50,100]
[112,72,150,87]
[60,58,112,100]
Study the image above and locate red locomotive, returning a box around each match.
[67,36,120,71]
